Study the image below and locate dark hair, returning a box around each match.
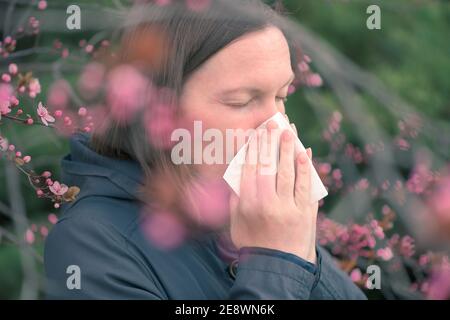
[89,0,301,213]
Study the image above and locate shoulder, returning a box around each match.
[43,197,166,299]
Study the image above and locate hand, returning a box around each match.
[229,118,318,264]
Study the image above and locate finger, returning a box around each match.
[257,128,276,197]
[266,119,278,131]
[294,150,312,207]
[241,130,258,200]
[291,123,298,137]
[276,129,295,200]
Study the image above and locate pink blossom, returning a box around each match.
[377,247,393,261]
[48,213,58,224]
[78,62,105,98]
[0,83,13,118]
[298,61,310,72]
[23,155,31,163]
[78,107,87,117]
[183,178,230,228]
[10,95,19,106]
[37,102,55,126]
[85,44,94,53]
[40,226,49,237]
[428,173,450,223]
[41,171,52,178]
[287,84,296,95]
[61,48,69,58]
[28,78,41,98]
[37,1,47,10]
[24,229,35,244]
[0,100,11,118]
[0,135,8,151]
[306,73,323,87]
[47,79,70,109]
[350,268,362,282]
[395,137,410,151]
[49,181,68,196]
[332,169,342,180]
[399,236,415,257]
[106,65,150,123]
[145,97,178,149]
[2,73,11,82]
[426,264,450,300]
[318,162,332,175]
[141,210,187,250]
[419,253,430,266]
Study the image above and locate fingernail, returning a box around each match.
[299,152,307,164]
[291,123,297,135]
[307,147,312,159]
[282,129,292,141]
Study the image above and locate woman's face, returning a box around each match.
[178,26,294,178]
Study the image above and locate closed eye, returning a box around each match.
[226,98,255,108]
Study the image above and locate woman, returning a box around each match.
[44,0,366,299]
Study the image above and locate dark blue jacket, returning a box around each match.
[44,133,367,300]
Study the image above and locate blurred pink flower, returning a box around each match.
[40,225,49,237]
[8,63,18,75]
[0,83,13,118]
[78,62,105,98]
[426,263,450,300]
[145,104,177,149]
[47,79,70,109]
[141,210,187,250]
[377,247,393,261]
[106,65,150,123]
[0,135,8,151]
[350,268,362,282]
[306,73,323,87]
[2,73,11,82]
[184,178,230,228]
[28,78,41,98]
[38,0,47,10]
[24,229,35,244]
[399,235,415,258]
[49,181,68,196]
[48,213,58,225]
[428,173,450,224]
[37,102,55,126]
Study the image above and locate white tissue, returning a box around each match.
[223,112,328,204]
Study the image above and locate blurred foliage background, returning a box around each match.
[0,0,449,299]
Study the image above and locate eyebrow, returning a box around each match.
[218,73,295,96]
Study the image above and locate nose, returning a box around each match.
[253,100,285,127]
